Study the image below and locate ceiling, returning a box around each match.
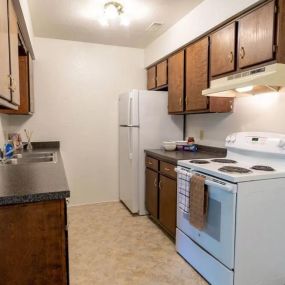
[28,0,204,48]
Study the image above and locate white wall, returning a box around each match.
[144,0,260,66]
[6,37,145,205]
[186,91,285,147]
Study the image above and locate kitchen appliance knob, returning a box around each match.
[230,135,236,143]
[278,139,285,149]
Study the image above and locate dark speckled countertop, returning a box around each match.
[0,142,70,206]
[145,145,227,165]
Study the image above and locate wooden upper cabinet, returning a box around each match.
[168,50,184,113]
[238,0,276,69]
[8,0,20,105]
[0,0,11,101]
[147,66,156,90]
[156,60,167,87]
[210,22,237,77]
[185,38,208,112]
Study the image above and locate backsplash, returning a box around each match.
[186,92,285,147]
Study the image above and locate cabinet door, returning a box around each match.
[210,23,236,77]
[0,200,68,284]
[238,1,276,68]
[147,66,156,90]
[145,168,158,218]
[8,0,20,105]
[159,175,177,237]
[168,50,184,113]
[0,0,11,101]
[185,38,208,111]
[156,60,167,87]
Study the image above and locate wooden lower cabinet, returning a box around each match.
[145,155,177,238]
[159,175,177,237]
[0,200,69,285]
[145,168,158,218]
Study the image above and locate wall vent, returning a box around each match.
[146,22,163,32]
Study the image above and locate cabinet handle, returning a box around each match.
[154,178,157,187]
[228,51,234,63]
[240,47,245,59]
[179,97,182,106]
[185,96,188,107]
[159,181,162,190]
[8,76,16,92]
[164,167,171,172]
[148,161,153,165]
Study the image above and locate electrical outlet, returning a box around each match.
[199,130,204,140]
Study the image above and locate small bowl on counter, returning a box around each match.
[162,141,177,151]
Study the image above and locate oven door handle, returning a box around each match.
[203,179,237,194]
[175,168,237,194]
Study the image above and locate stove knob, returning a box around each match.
[278,139,285,149]
[226,136,231,143]
[230,135,236,143]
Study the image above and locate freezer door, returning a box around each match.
[119,90,139,126]
[119,126,139,213]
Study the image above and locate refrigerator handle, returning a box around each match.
[128,127,133,160]
[128,96,133,126]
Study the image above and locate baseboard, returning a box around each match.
[68,200,119,207]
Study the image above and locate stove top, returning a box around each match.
[219,166,252,174]
[189,159,210,164]
[211,159,237,164]
[178,132,285,183]
[251,165,275,171]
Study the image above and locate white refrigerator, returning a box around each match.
[119,89,183,215]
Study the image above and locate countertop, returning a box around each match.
[145,145,227,165]
[0,142,70,206]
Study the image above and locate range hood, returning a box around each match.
[202,63,285,97]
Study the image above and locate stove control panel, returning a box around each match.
[225,132,285,155]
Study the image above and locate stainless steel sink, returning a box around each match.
[3,152,57,165]
[21,152,55,158]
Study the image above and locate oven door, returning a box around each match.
[176,167,237,269]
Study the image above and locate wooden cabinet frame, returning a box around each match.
[145,155,177,238]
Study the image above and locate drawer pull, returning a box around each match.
[164,167,171,171]
[148,161,153,165]
[154,178,157,187]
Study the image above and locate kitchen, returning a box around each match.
[0,0,285,284]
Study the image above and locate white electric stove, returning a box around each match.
[176,132,285,285]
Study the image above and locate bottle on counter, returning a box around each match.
[5,140,14,158]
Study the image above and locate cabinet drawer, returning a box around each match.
[145,156,158,171]
[160,161,176,179]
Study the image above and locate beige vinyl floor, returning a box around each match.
[68,202,208,285]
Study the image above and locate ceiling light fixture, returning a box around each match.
[98,1,130,27]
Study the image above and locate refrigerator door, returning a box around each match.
[119,90,139,126]
[119,126,139,213]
